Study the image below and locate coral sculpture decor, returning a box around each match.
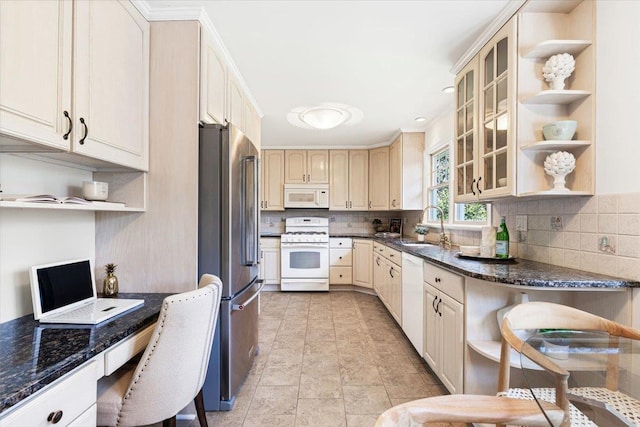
[543,151,576,191]
[542,53,575,90]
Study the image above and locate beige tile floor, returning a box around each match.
[189,291,463,427]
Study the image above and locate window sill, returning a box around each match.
[423,222,486,232]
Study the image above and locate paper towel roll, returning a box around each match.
[481,226,497,257]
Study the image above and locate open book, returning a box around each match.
[1,194,92,204]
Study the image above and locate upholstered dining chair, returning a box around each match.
[96,274,223,427]
[376,301,640,427]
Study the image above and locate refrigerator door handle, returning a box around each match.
[242,155,259,266]
[232,280,264,311]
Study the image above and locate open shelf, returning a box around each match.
[522,90,591,105]
[518,190,593,198]
[520,140,590,152]
[468,339,608,371]
[523,39,592,59]
[0,200,144,212]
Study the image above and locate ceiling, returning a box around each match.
[146,1,511,148]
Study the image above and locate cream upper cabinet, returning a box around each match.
[284,150,329,184]
[389,132,424,210]
[261,150,285,211]
[244,101,261,149]
[329,150,368,210]
[0,0,72,151]
[0,0,149,171]
[228,74,244,131]
[476,19,516,199]
[368,146,389,210]
[453,58,480,202]
[199,27,227,126]
[73,0,150,171]
[352,239,373,288]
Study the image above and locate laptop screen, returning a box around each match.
[35,260,95,314]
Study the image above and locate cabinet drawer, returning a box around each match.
[330,238,352,248]
[104,323,155,375]
[260,237,280,248]
[373,243,386,257]
[330,267,352,284]
[330,248,352,266]
[2,361,96,427]
[423,262,464,303]
[385,247,402,266]
[68,404,96,427]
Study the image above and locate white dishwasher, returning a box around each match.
[401,252,424,355]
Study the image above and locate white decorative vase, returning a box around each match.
[417,234,425,242]
[549,77,566,90]
[544,151,576,191]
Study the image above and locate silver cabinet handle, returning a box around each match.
[368,201,372,209]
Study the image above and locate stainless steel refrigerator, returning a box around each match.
[198,123,262,411]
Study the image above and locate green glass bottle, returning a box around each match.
[495,217,510,259]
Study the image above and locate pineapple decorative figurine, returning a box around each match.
[103,263,119,296]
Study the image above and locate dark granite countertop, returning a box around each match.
[260,231,639,288]
[0,293,169,414]
[379,238,639,289]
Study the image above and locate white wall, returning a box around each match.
[595,0,640,194]
[0,154,95,321]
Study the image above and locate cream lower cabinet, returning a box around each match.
[1,361,97,427]
[352,239,373,288]
[423,263,464,394]
[372,242,402,324]
[260,150,285,211]
[259,238,280,285]
[330,238,352,285]
[368,146,389,210]
[0,0,150,171]
[329,150,369,211]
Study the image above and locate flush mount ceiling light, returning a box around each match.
[287,102,363,130]
[414,116,426,122]
[442,86,455,94]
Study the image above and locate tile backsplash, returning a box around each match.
[260,192,640,282]
[492,192,640,281]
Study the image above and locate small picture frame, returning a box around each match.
[389,218,402,235]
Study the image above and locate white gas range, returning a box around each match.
[280,217,329,291]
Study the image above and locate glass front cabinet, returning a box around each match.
[454,19,516,203]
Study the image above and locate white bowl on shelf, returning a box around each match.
[542,120,577,141]
[82,181,109,201]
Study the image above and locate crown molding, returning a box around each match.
[450,0,526,75]
[131,1,263,118]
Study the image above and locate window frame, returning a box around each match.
[425,143,490,229]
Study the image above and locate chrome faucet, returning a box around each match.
[421,205,450,248]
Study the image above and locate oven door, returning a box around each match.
[281,243,329,278]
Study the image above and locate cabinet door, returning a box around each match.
[389,135,402,209]
[244,101,261,149]
[329,150,349,210]
[368,146,389,210]
[423,282,439,370]
[200,28,227,125]
[353,239,373,288]
[262,150,285,211]
[307,150,329,183]
[349,150,369,210]
[478,20,516,198]
[439,292,464,393]
[390,264,402,324]
[262,248,280,285]
[74,0,149,171]
[373,254,384,295]
[454,58,480,202]
[228,74,244,131]
[284,150,306,183]
[0,0,72,150]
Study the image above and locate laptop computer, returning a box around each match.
[30,258,143,325]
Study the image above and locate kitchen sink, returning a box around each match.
[400,240,435,247]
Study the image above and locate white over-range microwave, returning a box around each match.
[283,184,329,208]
